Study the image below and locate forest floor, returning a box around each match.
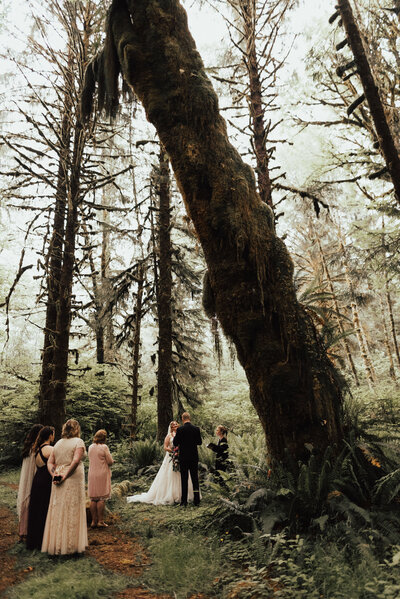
[0,482,27,595]
[0,480,168,598]
[0,473,223,599]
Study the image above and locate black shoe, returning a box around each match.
[180,502,187,507]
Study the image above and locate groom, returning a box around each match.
[173,412,202,506]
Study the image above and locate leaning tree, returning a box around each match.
[83,0,345,462]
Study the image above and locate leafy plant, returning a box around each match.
[205,425,400,555]
[110,438,164,481]
[131,439,164,470]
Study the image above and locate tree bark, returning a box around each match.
[337,233,376,389]
[381,216,400,370]
[156,146,173,441]
[241,0,273,208]
[39,60,72,418]
[42,199,78,436]
[41,3,92,435]
[385,278,400,369]
[315,231,359,385]
[101,0,344,461]
[100,200,110,362]
[378,293,396,381]
[47,122,85,436]
[130,264,144,441]
[82,223,105,363]
[337,0,400,203]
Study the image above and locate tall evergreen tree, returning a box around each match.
[155,146,174,440]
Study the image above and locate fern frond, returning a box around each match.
[373,468,400,504]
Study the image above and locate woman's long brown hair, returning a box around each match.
[21,424,44,458]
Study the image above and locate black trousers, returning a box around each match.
[180,460,200,505]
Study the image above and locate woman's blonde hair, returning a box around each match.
[217,425,228,436]
[61,419,81,439]
[93,429,107,444]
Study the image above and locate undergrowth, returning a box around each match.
[217,533,400,598]
[144,531,220,598]
[0,472,18,511]
[6,557,127,599]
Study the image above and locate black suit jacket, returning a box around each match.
[173,422,202,463]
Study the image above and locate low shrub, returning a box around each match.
[111,438,164,481]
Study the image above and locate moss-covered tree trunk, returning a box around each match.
[42,3,93,435]
[156,146,173,441]
[242,0,273,208]
[46,122,84,436]
[97,0,343,461]
[43,200,78,436]
[131,264,144,442]
[39,61,72,417]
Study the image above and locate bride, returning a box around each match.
[127,421,194,505]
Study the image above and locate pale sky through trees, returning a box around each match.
[0,0,340,351]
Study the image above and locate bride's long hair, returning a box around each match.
[168,421,179,435]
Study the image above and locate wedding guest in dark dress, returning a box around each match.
[207,425,230,473]
[26,426,55,550]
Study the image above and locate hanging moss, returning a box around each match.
[202,271,215,319]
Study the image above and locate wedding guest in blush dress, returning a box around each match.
[42,419,88,555]
[26,426,55,550]
[88,429,113,528]
[17,424,43,539]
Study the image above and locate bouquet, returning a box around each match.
[171,446,180,472]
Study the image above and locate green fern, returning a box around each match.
[132,439,164,470]
[373,468,400,504]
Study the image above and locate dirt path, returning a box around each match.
[0,506,25,596]
[87,516,172,599]
[0,482,33,596]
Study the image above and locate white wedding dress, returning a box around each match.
[127,429,194,505]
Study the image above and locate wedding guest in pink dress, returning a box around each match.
[88,429,113,528]
[17,424,43,539]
